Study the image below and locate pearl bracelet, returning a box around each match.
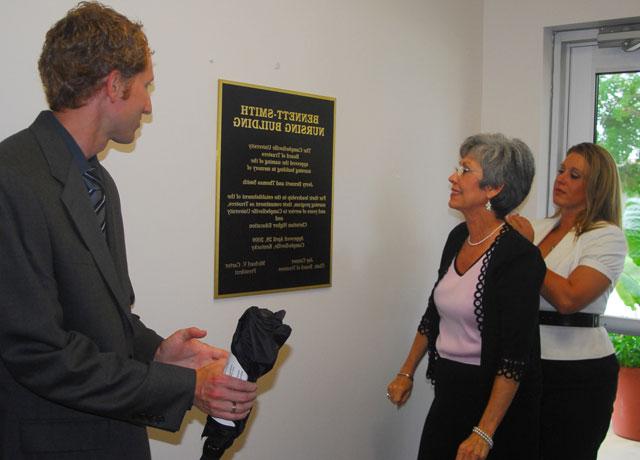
[472,426,494,449]
[397,372,413,380]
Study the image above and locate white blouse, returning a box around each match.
[533,218,627,360]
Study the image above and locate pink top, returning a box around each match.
[433,257,482,365]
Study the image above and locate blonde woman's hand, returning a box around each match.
[506,213,534,242]
[386,374,413,406]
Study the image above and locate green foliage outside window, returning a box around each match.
[596,72,640,311]
[597,72,640,362]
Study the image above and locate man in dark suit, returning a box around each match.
[0,3,257,458]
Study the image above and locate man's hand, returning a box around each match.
[194,361,258,420]
[154,327,227,369]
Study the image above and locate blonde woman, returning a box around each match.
[508,143,627,460]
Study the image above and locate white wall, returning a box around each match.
[0,1,483,459]
[481,0,640,219]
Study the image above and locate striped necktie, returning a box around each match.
[82,167,107,234]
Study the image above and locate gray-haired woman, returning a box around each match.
[387,134,545,460]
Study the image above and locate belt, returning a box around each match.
[539,311,600,328]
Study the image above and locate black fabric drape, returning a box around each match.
[200,307,291,459]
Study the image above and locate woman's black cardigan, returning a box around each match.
[419,223,546,386]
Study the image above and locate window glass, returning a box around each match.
[595,71,640,320]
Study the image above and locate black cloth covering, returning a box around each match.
[200,307,291,459]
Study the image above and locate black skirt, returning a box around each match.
[418,358,540,460]
[540,354,618,460]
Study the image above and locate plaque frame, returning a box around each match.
[214,80,335,298]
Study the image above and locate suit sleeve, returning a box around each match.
[130,314,165,362]
[0,169,194,432]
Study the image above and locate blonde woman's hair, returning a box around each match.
[564,143,622,235]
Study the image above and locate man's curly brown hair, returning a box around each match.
[38,1,149,111]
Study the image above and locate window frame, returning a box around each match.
[548,27,640,335]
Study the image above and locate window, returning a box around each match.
[549,25,640,335]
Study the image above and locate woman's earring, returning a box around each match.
[485,200,492,211]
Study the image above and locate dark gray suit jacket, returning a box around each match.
[0,112,195,459]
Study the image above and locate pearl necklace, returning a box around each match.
[467,223,504,246]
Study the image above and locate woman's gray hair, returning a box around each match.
[460,133,535,219]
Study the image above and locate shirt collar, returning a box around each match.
[46,111,97,173]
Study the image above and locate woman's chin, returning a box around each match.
[448,201,462,211]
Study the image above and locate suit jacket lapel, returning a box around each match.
[60,171,133,315]
[100,165,136,306]
[30,112,133,322]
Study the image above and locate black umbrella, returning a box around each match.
[200,306,292,459]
